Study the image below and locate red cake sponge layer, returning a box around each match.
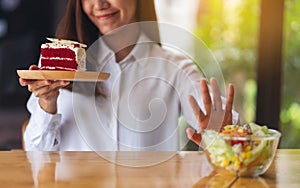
[41,48,76,59]
[41,58,78,70]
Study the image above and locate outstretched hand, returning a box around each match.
[186,77,234,146]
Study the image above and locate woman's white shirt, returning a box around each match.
[24,33,238,151]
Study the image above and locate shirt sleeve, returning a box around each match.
[24,94,62,151]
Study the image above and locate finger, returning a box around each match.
[33,81,69,97]
[19,65,39,86]
[225,84,234,113]
[29,65,39,70]
[200,79,212,115]
[223,84,234,126]
[28,80,52,92]
[34,84,60,98]
[29,79,69,92]
[189,95,206,124]
[19,78,35,86]
[210,77,222,111]
[186,128,202,146]
[50,80,70,90]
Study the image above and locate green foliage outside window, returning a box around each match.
[193,0,259,124]
[281,0,300,148]
[193,0,300,148]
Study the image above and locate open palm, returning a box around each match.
[186,77,234,146]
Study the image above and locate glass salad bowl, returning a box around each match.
[202,123,281,177]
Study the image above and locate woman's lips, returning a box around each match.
[96,11,118,21]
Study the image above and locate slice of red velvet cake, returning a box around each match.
[40,38,87,71]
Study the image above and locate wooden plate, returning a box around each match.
[17,70,110,82]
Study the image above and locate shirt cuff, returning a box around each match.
[27,104,62,139]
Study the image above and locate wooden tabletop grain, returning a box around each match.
[0,149,298,188]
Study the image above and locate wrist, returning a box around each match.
[38,98,57,114]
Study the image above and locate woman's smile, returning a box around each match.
[82,0,137,35]
[95,11,119,21]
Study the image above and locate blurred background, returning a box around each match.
[0,0,67,149]
[0,0,299,150]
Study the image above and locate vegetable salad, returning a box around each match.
[203,123,275,175]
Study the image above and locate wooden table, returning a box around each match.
[0,149,299,188]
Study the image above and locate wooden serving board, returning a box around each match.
[17,70,110,82]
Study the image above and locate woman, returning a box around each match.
[19,0,238,151]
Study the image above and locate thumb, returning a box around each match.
[186,127,202,146]
[29,65,39,70]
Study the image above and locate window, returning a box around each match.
[281,0,300,148]
[156,0,259,123]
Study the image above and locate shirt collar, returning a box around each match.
[128,32,154,62]
[94,32,155,68]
